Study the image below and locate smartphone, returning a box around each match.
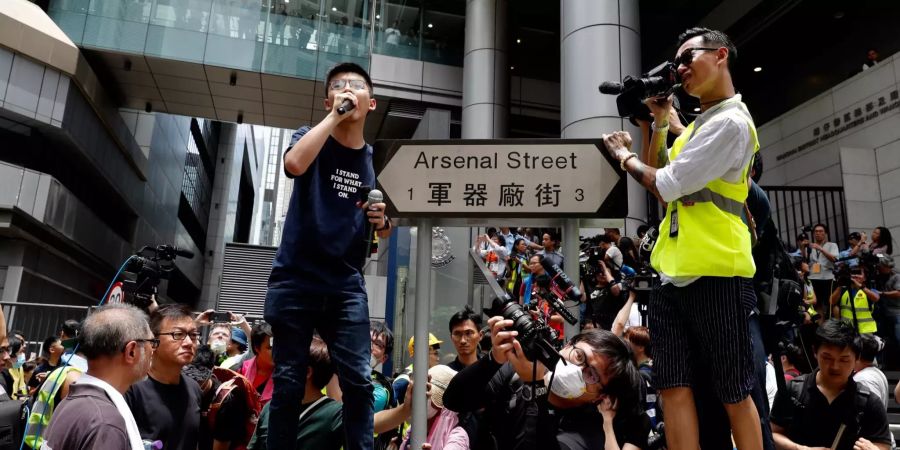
[209,311,231,323]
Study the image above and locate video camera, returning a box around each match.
[599,61,679,122]
[122,244,194,308]
[619,264,658,294]
[486,296,562,370]
[833,248,882,290]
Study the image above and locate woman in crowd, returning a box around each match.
[506,238,530,303]
[239,322,275,406]
[474,234,509,281]
[869,226,893,255]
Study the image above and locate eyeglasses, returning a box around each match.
[429,345,440,354]
[329,79,369,91]
[569,347,602,386]
[451,330,478,340]
[158,331,201,342]
[124,338,160,351]
[676,47,719,67]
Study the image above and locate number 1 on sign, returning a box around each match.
[408,187,413,200]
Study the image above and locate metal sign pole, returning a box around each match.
[411,218,432,449]
[562,219,581,339]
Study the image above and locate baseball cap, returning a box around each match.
[231,328,248,347]
[428,364,457,409]
[408,333,443,357]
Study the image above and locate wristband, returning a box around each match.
[619,153,638,170]
[375,215,391,231]
[651,121,669,134]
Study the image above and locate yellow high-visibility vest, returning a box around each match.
[651,99,758,278]
[840,288,877,334]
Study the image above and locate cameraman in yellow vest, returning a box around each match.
[602,27,762,450]
[829,267,880,334]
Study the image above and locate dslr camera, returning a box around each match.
[486,296,562,370]
[599,61,679,122]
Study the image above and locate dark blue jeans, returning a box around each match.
[264,287,374,450]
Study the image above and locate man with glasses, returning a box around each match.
[125,304,202,450]
[444,321,649,450]
[42,303,154,450]
[602,27,763,449]
[265,61,391,450]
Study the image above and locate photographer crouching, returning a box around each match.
[601,28,762,449]
[443,308,650,450]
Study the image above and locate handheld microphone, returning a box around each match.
[337,99,356,115]
[599,81,624,94]
[365,188,384,256]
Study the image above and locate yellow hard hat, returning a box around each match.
[407,333,443,357]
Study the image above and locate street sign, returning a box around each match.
[373,139,626,218]
[107,281,125,304]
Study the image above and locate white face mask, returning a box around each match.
[210,340,227,355]
[369,354,381,370]
[543,359,587,399]
[427,400,440,419]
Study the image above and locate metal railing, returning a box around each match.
[1,302,91,356]
[762,186,849,249]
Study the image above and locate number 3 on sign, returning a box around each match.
[575,189,584,201]
[408,187,413,200]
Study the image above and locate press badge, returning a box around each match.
[669,207,679,237]
[812,263,821,274]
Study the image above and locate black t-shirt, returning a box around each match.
[270,126,375,295]
[125,374,203,450]
[770,370,891,449]
[198,377,250,450]
[589,287,624,330]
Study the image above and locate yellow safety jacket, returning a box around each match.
[651,99,759,278]
[840,288,877,334]
[24,365,83,448]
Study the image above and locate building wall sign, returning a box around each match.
[775,87,900,162]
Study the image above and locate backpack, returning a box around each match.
[372,370,400,450]
[0,397,27,450]
[781,374,869,446]
[208,367,261,450]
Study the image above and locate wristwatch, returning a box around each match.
[375,215,391,231]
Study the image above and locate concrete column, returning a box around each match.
[462,0,508,139]
[561,0,644,233]
[200,122,240,311]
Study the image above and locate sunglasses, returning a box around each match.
[676,47,719,67]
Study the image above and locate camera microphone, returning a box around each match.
[599,81,624,94]
[337,99,356,115]
[365,188,384,256]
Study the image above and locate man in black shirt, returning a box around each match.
[126,304,202,450]
[770,319,891,450]
[444,317,649,450]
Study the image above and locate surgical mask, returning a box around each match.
[13,353,25,369]
[427,401,440,419]
[543,359,587,399]
[369,354,381,370]
[210,340,227,355]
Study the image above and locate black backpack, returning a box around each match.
[0,397,27,450]
[780,374,869,448]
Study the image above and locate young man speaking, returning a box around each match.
[264,62,392,450]
[602,28,763,449]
